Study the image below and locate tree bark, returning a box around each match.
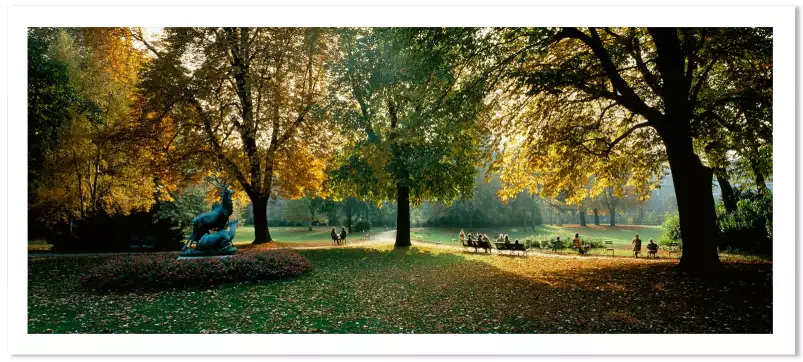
[593,208,600,225]
[715,170,737,213]
[609,207,616,227]
[395,184,411,247]
[751,160,768,196]
[659,118,722,273]
[251,196,273,244]
[579,209,587,226]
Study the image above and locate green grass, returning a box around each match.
[411,224,662,246]
[233,226,376,246]
[29,244,771,334]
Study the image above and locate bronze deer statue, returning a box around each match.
[185,177,235,249]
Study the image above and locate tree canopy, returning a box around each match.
[326,28,489,246]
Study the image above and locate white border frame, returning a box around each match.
[6,3,795,356]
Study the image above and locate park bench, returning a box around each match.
[476,239,492,253]
[461,239,478,252]
[494,242,527,256]
[551,239,563,252]
[604,240,615,256]
[668,242,681,258]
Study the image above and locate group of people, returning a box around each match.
[457,229,661,258]
[631,234,659,257]
[331,227,348,246]
[458,230,523,253]
[458,230,492,252]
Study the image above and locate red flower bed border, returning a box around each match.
[81,249,312,291]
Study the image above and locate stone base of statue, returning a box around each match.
[179,244,237,258]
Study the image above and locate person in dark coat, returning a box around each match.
[632,234,642,257]
[340,227,348,245]
[331,228,339,246]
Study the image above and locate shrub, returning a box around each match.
[582,237,606,248]
[717,192,772,254]
[48,211,184,252]
[352,220,371,233]
[660,213,682,246]
[81,249,312,291]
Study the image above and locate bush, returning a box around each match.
[717,192,772,254]
[582,237,607,248]
[47,211,185,252]
[81,249,312,291]
[660,213,682,246]
[352,220,371,233]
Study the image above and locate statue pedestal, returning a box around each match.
[177,254,236,261]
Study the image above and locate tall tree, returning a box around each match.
[483,27,770,272]
[136,27,337,244]
[327,28,487,247]
[30,28,161,227]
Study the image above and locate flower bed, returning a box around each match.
[81,249,312,291]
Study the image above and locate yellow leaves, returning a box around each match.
[273,142,329,200]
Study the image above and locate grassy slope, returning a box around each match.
[28,244,771,334]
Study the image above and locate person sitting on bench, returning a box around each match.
[466,233,475,247]
[481,234,492,253]
[632,234,642,257]
[459,229,466,243]
[331,228,339,245]
[647,238,658,258]
[573,233,588,255]
[503,234,511,244]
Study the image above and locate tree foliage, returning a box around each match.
[327,28,488,246]
[475,27,771,271]
[135,27,339,243]
[29,28,160,226]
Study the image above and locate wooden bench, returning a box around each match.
[476,239,492,253]
[461,239,478,253]
[604,240,615,256]
[495,242,527,256]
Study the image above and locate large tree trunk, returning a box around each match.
[715,170,737,213]
[609,207,616,226]
[579,208,587,226]
[593,208,600,225]
[660,120,722,273]
[395,184,411,247]
[251,195,273,244]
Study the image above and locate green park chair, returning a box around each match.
[604,240,614,256]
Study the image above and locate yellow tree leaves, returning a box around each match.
[33,28,159,224]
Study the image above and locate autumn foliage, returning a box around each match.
[81,249,312,291]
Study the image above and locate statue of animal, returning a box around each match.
[197,220,237,251]
[187,178,234,245]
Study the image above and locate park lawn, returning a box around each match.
[232,226,343,246]
[411,224,662,246]
[28,244,771,334]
